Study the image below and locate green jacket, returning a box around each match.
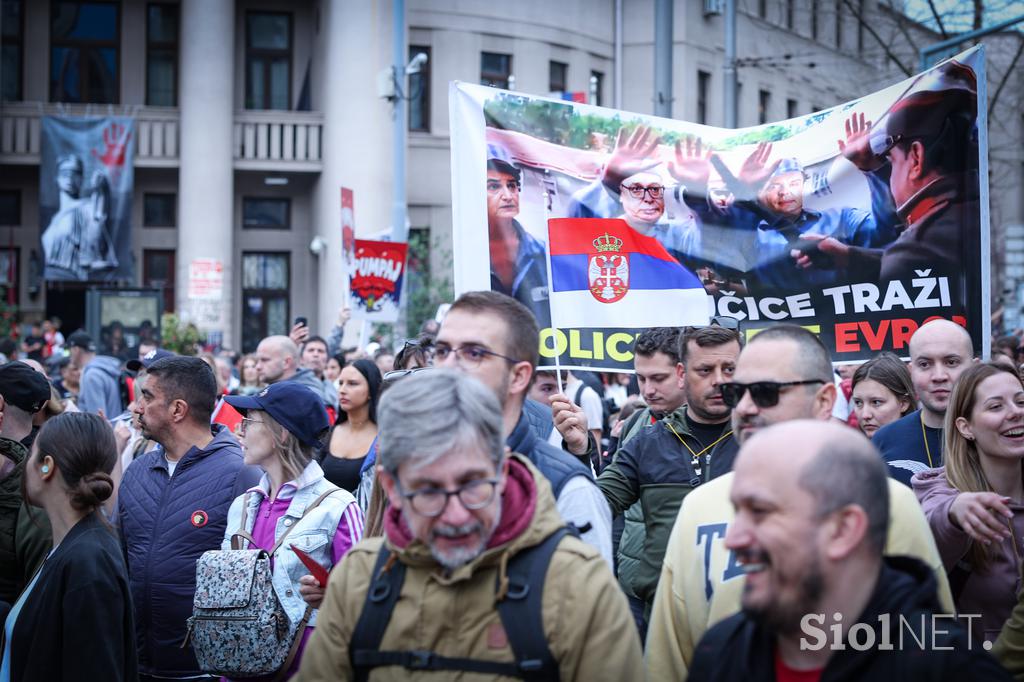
[598,407,731,605]
[0,436,52,604]
[995,565,1024,680]
[614,407,658,602]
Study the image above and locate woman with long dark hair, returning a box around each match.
[850,352,916,438]
[2,412,136,681]
[322,359,382,494]
[913,362,1024,647]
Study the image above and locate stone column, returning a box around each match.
[177,0,235,348]
[311,0,394,338]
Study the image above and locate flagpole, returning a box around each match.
[543,217,564,395]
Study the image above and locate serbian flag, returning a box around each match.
[547,218,709,328]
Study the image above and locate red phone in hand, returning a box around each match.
[290,545,330,586]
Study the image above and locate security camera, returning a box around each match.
[309,236,327,256]
[406,52,428,75]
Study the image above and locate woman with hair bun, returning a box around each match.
[1,412,136,681]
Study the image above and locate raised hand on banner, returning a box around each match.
[790,234,850,270]
[602,125,662,193]
[838,112,884,172]
[91,121,131,169]
[736,142,780,191]
[667,136,713,190]
[549,392,591,456]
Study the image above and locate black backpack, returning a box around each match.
[349,526,574,681]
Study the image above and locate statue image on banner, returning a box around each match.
[41,154,120,280]
[39,116,135,283]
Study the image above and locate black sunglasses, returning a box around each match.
[719,379,826,408]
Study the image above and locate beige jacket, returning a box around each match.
[295,455,642,681]
[645,473,954,682]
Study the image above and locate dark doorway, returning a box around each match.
[46,283,87,332]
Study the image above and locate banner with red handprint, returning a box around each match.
[450,46,988,368]
[39,116,135,283]
[349,239,408,323]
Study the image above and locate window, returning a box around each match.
[2,0,23,101]
[0,248,18,307]
[0,190,19,225]
[590,70,604,106]
[787,98,798,119]
[408,45,430,132]
[785,0,794,29]
[811,0,819,40]
[242,252,289,352]
[481,52,511,89]
[143,193,176,227]
[246,12,292,110]
[242,197,290,229]
[146,3,177,106]
[50,1,120,103]
[549,60,568,94]
[697,70,710,125]
[143,249,175,313]
[758,89,771,125]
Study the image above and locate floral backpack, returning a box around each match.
[184,489,339,678]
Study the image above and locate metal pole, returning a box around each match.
[653,0,673,117]
[724,0,737,128]
[614,0,623,109]
[391,0,408,242]
[919,13,1024,70]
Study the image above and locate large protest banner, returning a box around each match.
[39,116,135,282]
[450,46,989,370]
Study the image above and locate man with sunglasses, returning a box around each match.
[793,68,978,286]
[431,291,613,567]
[598,324,741,629]
[646,325,952,679]
[297,370,642,680]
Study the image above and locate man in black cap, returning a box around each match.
[0,361,53,448]
[0,361,54,609]
[68,330,125,418]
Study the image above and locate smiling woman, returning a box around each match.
[912,362,1024,648]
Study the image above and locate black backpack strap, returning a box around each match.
[574,383,586,408]
[496,526,572,681]
[350,545,406,682]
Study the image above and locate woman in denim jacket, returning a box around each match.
[222,382,365,681]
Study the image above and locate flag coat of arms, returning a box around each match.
[547,218,710,328]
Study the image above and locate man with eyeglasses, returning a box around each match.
[431,291,614,567]
[645,325,952,679]
[296,369,642,681]
[486,153,551,329]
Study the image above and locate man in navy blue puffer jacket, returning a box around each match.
[117,356,261,681]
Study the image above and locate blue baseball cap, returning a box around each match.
[224,382,329,447]
[769,157,804,179]
[126,348,175,372]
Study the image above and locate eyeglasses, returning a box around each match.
[397,478,501,517]
[428,343,519,367]
[620,184,665,200]
[486,179,520,194]
[710,315,739,330]
[719,379,826,408]
[238,417,266,435]
[382,366,434,383]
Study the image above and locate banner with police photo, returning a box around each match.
[39,116,136,283]
[449,46,989,370]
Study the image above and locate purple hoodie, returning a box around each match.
[912,466,1024,646]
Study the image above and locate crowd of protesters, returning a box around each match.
[0,299,1023,681]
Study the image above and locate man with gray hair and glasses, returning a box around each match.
[296,369,641,681]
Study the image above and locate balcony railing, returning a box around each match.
[0,103,323,171]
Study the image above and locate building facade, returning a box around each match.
[1,0,1021,352]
